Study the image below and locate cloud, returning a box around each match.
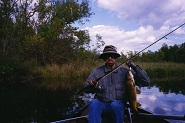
[84,0,185,53]
[84,25,176,54]
[137,87,185,115]
[95,0,185,28]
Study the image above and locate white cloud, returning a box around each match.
[85,0,185,54]
[84,24,179,54]
[95,0,185,28]
[137,87,185,115]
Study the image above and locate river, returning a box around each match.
[0,78,184,122]
[138,86,185,123]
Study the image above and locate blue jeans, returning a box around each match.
[88,99,125,123]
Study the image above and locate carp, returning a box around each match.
[126,68,141,115]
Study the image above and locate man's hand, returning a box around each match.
[89,79,97,86]
[126,60,137,69]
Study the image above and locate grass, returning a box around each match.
[138,62,185,77]
[35,61,185,80]
[35,61,102,80]
[32,61,185,91]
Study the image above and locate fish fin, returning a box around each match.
[136,102,141,107]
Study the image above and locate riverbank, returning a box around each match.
[35,62,185,80]
[1,61,184,83]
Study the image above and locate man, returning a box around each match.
[85,45,150,123]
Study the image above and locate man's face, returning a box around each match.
[103,54,116,66]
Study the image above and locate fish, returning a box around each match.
[125,68,141,116]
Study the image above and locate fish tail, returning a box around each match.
[136,102,141,107]
[136,88,141,94]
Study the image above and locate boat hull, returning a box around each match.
[52,103,170,123]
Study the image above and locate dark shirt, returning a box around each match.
[85,63,150,102]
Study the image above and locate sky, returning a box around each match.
[77,0,185,54]
[137,86,185,116]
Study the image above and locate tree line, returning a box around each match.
[0,0,184,80]
[0,0,94,80]
[122,43,185,63]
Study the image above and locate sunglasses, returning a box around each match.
[103,54,117,59]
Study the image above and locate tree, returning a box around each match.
[160,43,179,62]
[92,34,105,61]
[118,52,127,63]
[0,0,17,56]
[155,50,165,61]
[0,0,93,66]
[32,0,93,65]
[174,43,185,63]
[0,0,94,80]
[141,52,150,62]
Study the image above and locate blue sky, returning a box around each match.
[77,0,185,54]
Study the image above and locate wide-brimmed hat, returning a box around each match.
[99,45,121,59]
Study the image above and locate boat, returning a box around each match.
[51,103,185,123]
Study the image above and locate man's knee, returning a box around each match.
[89,99,100,108]
[110,101,124,110]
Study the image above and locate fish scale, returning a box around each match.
[126,69,141,116]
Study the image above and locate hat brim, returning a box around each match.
[99,52,121,59]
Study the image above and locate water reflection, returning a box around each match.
[137,86,185,123]
[137,78,185,123]
[150,77,185,95]
[0,77,185,122]
[0,79,85,122]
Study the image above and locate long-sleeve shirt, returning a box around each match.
[85,63,150,102]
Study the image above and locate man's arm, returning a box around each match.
[126,60,150,87]
[84,69,98,93]
[132,65,150,87]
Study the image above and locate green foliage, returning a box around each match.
[127,42,185,63]
[0,0,185,81]
[160,43,178,61]
[0,0,94,81]
[149,76,185,95]
[0,0,93,64]
[32,0,93,65]
[155,50,165,61]
[174,43,185,63]
[91,34,105,61]
[36,61,102,79]
[0,57,32,81]
[34,62,185,80]
[117,52,127,63]
[138,62,185,78]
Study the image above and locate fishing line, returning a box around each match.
[77,22,185,94]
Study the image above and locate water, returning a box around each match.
[0,78,185,122]
[137,86,185,123]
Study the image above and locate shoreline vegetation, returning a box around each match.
[1,61,185,84]
[34,62,185,94]
[1,61,184,94]
[1,0,185,84]
[35,61,185,81]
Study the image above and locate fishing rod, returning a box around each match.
[77,22,185,94]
